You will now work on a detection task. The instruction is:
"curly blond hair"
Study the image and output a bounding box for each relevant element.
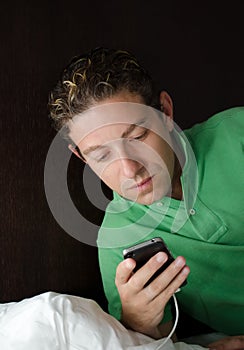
[48,47,156,134]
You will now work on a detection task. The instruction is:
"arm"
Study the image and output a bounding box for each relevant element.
[116,252,189,339]
[208,336,244,350]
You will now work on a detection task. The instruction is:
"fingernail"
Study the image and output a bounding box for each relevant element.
[175,256,185,267]
[125,259,134,269]
[182,266,190,275]
[156,252,167,263]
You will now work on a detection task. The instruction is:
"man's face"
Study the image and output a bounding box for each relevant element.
[69,91,175,205]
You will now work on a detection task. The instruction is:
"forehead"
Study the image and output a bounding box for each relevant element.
[68,102,159,146]
[77,122,143,153]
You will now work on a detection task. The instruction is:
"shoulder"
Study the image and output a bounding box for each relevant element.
[183,107,244,151]
[185,107,244,139]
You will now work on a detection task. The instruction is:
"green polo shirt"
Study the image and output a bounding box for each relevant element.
[97,107,244,335]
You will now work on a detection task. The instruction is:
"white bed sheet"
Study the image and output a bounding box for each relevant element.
[0,292,207,350]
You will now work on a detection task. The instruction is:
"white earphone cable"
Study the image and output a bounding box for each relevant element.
[155,293,179,349]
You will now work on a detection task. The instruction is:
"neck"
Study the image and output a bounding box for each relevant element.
[170,155,183,200]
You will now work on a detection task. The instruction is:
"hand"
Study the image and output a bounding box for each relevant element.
[208,335,244,350]
[115,252,189,339]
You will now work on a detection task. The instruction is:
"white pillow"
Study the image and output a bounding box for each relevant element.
[0,292,207,350]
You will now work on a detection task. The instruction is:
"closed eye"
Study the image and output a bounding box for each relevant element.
[94,152,110,163]
[130,129,149,141]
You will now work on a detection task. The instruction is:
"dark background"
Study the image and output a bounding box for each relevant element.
[0,0,243,336]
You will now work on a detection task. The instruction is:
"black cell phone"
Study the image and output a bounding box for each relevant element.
[123,237,187,287]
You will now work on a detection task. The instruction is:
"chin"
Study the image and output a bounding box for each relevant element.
[135,192,162,206]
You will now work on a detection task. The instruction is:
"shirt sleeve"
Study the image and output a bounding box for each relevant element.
[98,245,123,320]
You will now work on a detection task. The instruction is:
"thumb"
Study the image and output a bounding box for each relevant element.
[115,258,136,286]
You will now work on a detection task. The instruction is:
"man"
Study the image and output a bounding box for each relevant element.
[48,47,244,349]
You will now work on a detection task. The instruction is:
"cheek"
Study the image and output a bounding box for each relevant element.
[96,164,119,189]
[148,136,174,164]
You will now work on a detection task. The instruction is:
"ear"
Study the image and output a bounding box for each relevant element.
[68,144,86,162]
[159,90,174,132]
[159,91,174,119]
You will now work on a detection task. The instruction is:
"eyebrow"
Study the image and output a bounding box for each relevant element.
[82,119,146,157]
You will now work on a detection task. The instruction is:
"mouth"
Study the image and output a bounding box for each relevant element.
[129,176,154,190]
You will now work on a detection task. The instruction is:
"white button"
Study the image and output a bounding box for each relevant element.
[157,202,163,207]
[189,208,196,215]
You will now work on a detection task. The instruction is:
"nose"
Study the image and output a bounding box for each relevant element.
[120,157,142,178]
[115,141,144,178]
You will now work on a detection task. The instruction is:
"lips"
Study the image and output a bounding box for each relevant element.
[128,176,153,190]
[137,177,152,188]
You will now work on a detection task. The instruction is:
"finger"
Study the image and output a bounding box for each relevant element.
[115,258,136,286]
[144,256,187,297]
[148,266,190,316]
[162,265,190,298]
[128,252,169,290]
[161,256,187,287]
[148,266,190,305]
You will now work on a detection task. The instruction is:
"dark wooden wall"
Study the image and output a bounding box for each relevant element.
[0,0,243,314]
